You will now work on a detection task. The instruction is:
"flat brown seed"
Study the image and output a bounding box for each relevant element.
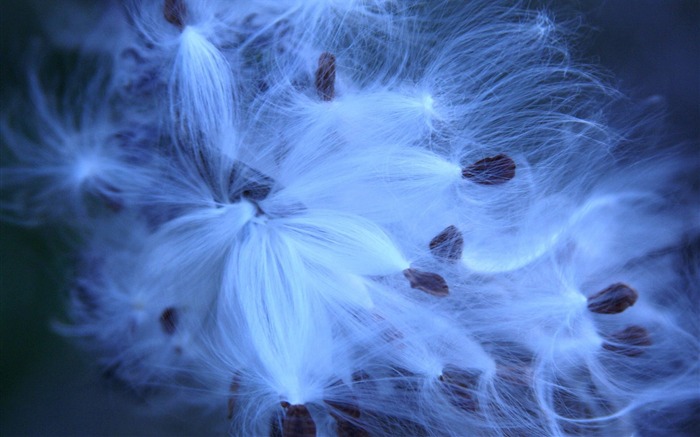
[587,283,638,314]
[164,0,186,29]
[352,370,370,384]
[602,325,652,357]
[335,417,369,437]
[403,268,449,297]
[315,52,336,101]
[283,404,316,437]
[439,366,481,390]
[429,225,464,261]
[439,366,481,412]
[325,400,361,419]
[462,154,516,185]
[159,307,178,335]
[270,413,283,437]
[227,375,241,419]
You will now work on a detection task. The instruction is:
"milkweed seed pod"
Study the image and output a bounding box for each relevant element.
[1,1,698,436]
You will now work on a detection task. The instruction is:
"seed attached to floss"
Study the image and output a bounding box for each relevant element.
[335,419,370,437]
[352,370,370,384]
[403,268,449,297]
[587,283,638,314]
[281,403,317,437]
[164,0,186,29]
[227,374,241,420]
[325,399,369,437]
[159,307,178,335]
[462,154,516,185]
[270,412,283,437]
[315,52,336,101]
[429,225,464,262]
[602,325,652,357]
[439,366,481,412]
[325,400,361,419]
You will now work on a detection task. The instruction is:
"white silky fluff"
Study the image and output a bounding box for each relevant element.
[1,1,698,436]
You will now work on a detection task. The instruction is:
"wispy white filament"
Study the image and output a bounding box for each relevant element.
[170,25,236,150]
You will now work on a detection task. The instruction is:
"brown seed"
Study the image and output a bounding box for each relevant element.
[270,413,283,437]
[324,382,368,437]
[164,0,186,29]
[352,370,370,384]
[390,367,420,392]
[282,404,316,437]
[97,185,124,212]
[587,283,638,314]
[439,366,481,412]
[335,420,369,437]
[327,405,368,437]
[325,400,361,419]
[227,375,241,420]
[429,225,464,262]
[315,52,336,101]
[602,325,652,357]
[462,154,516,185]
[159,307,178,335]
[403,268,449,297]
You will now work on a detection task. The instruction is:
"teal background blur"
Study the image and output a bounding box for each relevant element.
[0,3,205,435]
[1,1,698,436]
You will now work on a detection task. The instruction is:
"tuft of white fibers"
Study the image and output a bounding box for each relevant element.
[168,24,236,150]
[1,62,156,225]
[1,0,698,436]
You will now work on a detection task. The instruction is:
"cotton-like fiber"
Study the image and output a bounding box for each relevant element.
[1,1,698,436]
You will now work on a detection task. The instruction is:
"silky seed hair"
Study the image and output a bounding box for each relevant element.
[1,0,698,436]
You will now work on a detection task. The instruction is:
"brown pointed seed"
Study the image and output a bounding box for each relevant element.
[326,398,369,437]
[335,420,370,437]
[390,367,421,392]
[350,370,376,392]
[164,0,186,29]
[439,366,481,412]
[602,325,652,357]
[159,307,178,335]
[270,413,283,437]
[282,404,316,437]
[325,400,361,419]
[227,375,241,420]
[315,52,336,101]
[352,370,370,384]
[462,154,516,185]
[429,225,464,262]
[587,283,638,314]
[403,268,449,297]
